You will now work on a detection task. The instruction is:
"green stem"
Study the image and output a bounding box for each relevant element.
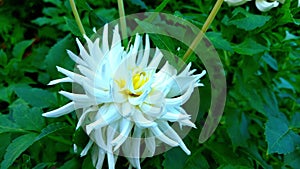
[69,0,86,35]
[183,0,224,61]
[117,0,128,46]
[65,114,76,127]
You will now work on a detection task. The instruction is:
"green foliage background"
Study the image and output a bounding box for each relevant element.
[0,0,299,168]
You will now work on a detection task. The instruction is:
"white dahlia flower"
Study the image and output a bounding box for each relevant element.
[43,24,206,169]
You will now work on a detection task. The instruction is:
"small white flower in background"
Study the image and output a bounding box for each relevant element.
[43,24,206,169]
[255,0,280,12]
[225,0,286,12]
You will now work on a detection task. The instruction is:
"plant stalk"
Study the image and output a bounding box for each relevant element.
[117,0,128,46]
[183,0,224,61]
[69,0,86,35]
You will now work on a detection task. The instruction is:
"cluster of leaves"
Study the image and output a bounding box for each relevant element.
[0,0,299,168]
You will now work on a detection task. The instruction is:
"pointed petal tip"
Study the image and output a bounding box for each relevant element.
[42,112,56,118]
[47,81,55,86]
[86,125,93,135]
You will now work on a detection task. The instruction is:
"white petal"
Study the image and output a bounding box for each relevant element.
[121,103,132,117]
[73,144,78,153]
[159,121,191,155]
[76,38,97,69]
[140,103,162,117]
[128,34,141,68]
[111,25,121,48]
[59,91,91,103]
[83,34,103,63]
[91,38,104,62]
[148,47,163,69]
[42,102,75,117]
[107,125,117,169]
[112,118,133,151]
[165,84,194,106]
[166,76,195,97]
[93,127,107,150]
[76,106,98,129]
[66,50,88,67]
[128,88,150,105]
[96,148,105,169]
[144,130,156,157]
[77,65,95,80]
[255,0,279,12]
[160,112,190,122]
[138,34,150,68]
[178,62,192,76]
[179,119,196,128]
[80,140,94,157]
[102,24,109,54]
[144,90,164,106]
[48,77,73,85]
[56,66,87,85]
[82,83,112,103]
[130,126,142,169]
[86,104,121,134]
[150,125,178,147]
[132,109,157,128]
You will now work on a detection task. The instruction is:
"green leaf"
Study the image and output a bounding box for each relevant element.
[242,144,272,169]
[228,8,271,31]
[64,17,82,37]
[1,133,38,169]
[184,149,209,169]
[36,122,70,141]
[12,39,35,60]
[226,111,249,148]
[32,17,55,26]
[0,114,24,134]
[0,49,7,66]
[45,34,75,78]
[14,85,57,108]
[44,0,63,7]
[154,0,170,12]
[81,155,95,169]
[58,158,80,169]
[206,32,233,52]
[74,0,92,11]
[217,165,252,169]
[0,85,13,103]
[129,0,147,9]
[265,115,298,154]
[11,100,45,131]
[284,151,300,169]
[262,53,278,71]
[43,7,62,17]
[290,112,300,128]
[275,77,295,93]
[32,163,56,169]
[163,147,188,169]
[205,142,250,166]
[233,39,268,55]
[0,133,11,160]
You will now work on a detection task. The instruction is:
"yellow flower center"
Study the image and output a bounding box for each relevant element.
[132,71,148,90]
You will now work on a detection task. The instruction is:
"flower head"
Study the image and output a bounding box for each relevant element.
[43,24,206,169]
